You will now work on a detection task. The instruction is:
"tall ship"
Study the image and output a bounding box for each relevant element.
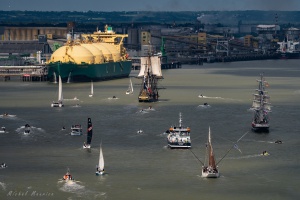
[137,54,163,102]
[47,25,132,82]
[277,35,300,59]
[251,74,271,131]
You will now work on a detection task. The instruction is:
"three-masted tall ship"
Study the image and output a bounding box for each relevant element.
[251,74,271,131]
[137,55,163,102]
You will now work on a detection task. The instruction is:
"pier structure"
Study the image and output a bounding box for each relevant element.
[0,66,48,81]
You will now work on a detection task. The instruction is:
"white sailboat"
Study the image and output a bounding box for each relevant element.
[202,127,219,178]
[126,78,133,94]
[89,81,94,97]
[51,75,64,107]
[96,143,105,175]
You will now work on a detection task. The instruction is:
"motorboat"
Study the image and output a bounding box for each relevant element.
[167,112,191,149]
[70,125,83,136]
[24,124,31,135]
[0,126,6,133]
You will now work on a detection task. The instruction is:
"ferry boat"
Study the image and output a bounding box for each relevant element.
[70,125,83,136]
[167,112,191,149]
[47,25,132,82]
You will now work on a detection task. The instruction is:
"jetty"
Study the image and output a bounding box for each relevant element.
[0,65,48,81]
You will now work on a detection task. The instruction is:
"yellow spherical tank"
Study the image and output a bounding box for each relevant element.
[92,43,113,62]
[99,43,121,62]
[81,44,104,64]
[50,45,95,64]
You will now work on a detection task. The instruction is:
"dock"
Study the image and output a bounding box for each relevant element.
[0,65,48,81]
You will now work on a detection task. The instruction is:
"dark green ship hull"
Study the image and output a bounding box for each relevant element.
[47,61,132,82]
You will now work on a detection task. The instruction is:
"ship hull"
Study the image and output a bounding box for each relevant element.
[279,52,300,59]
[47,61,132,82]
[252,122,269,132]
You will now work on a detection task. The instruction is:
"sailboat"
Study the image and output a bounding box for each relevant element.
[96,143,105,175]
[137,54,163,102]
[202,127,219,178]
[51,75,64,107]
[83,118,93,149]
[251,74,271,131]
[89,80,94,97]
[126,78,133,94]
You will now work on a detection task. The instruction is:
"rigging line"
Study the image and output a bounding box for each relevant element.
[216,131,249,166]
[189,149,204,165]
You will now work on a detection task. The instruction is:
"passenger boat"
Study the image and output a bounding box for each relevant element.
[251,74,271,132]
[167,112,191,149]
[70,125,83,136]
[202,127,219,178]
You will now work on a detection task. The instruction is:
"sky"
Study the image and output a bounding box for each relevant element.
[1,0,300,12]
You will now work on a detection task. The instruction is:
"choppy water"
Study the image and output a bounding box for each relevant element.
[0,59,300,200]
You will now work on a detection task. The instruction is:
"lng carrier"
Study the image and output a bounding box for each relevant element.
[47,25,132,82]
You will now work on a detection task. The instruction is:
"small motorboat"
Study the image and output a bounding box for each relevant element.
[24,124,31,135]
[275,140,282,144]
[261,151,270,156]
[0,163,7,169]
[137,129,143,134]
[70,125,83,136]
[0,126,6,133]
[62,169,73,181]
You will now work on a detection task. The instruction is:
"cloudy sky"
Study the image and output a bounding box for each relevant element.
[2,0,300,11]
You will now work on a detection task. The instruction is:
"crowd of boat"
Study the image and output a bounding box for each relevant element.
[1,70,280,179]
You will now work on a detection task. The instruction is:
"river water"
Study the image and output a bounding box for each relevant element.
[0,59,299,200]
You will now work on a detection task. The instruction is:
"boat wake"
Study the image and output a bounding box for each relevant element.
[64,97,79,101]
[197,104,211,108]
[107,97,119,100]
[58,180,85,193]
[226,154,264,159]
[198,95,241,102]
[0,114,17,119]
[0,182,6,191]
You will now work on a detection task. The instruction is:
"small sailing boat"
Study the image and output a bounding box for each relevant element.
[251,74,271,131]
[83,118,93,149]
[51,75,64,107]
[202,127,219,178]
[126,78,133,94]
[89,80,94,97]
[96,143,105,175]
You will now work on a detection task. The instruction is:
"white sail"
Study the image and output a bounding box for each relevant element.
[98,144,104,171]
[150,56,163,77]
[126,78,133,94]
[89,81,94,97]
[58,75,63,101]
[138,57,150,77]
